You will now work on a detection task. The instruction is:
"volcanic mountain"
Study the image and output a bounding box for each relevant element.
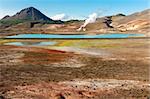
[1,7,58,22]
[0,7,63,28]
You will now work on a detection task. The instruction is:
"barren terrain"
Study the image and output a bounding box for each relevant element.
[0,38,149,98]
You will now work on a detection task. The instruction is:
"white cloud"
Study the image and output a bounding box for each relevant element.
[0,9,16,19]
[50,13,69,21]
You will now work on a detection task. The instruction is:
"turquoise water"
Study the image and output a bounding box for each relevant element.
[6,33,144,39]
[5,41,57,46]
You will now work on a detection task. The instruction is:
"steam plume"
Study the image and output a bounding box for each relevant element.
[77,13,98,31]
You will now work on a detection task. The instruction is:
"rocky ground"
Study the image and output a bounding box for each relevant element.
[0,38,149,99]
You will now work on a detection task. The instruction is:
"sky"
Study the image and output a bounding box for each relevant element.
[0,0,149,20]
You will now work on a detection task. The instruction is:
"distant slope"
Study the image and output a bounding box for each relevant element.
[85,14,126,32]
[112,9,150,32]
[83,9,150,33]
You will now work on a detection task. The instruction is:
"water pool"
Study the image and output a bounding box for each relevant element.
[5,33,144,39]
[4,41,57,46]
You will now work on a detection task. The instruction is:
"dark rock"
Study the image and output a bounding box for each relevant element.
[58,94,65,99]
[1,15,10,20]
[0,96,5,99]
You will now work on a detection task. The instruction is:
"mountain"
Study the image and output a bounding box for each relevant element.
[2,7,53,21]
[0,8,149,34]
[111,9,150,32]
[81,9,149,33]
[0,7,64,28]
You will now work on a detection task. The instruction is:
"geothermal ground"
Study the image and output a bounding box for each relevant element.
[0,38,149,99]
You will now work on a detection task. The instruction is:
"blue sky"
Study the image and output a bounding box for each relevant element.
[0,0,149,19]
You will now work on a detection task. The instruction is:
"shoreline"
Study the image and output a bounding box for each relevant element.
[2,37,149,40]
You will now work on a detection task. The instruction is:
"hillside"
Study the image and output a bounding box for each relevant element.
[84,14,126,32]
[0,7,149,34]
[78,9,150,34]
[112,9,150,33]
